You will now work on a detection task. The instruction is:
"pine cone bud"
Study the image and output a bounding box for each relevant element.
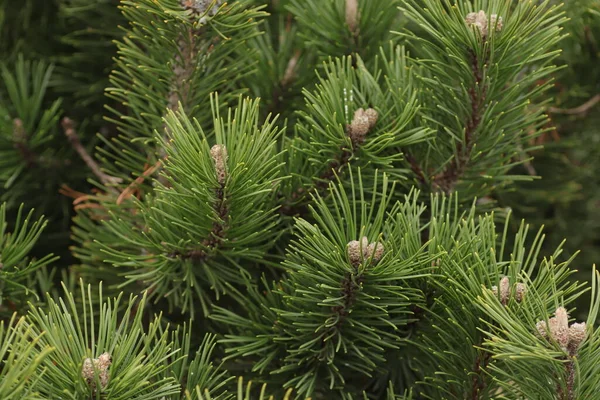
[348,108,378,145]
[210,144,228,185]
[181,0,222,23]
[568,322,587,349]
[465,10,503,38]
[536,320,548,337]
[554,307,569,332]
[490,14,503,32]
[536,307,586,353]
[515,283,527,302]
[491,285,498,296]
[465,10,488,37]
[555,327,571,351]
[347,237,368,266]
[345,0,359,36]
[364,108,378,129]
[499,276,510,304]
[82,352,112,391]
[366,242,384,263]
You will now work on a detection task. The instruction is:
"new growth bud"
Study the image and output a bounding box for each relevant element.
[347,236,385,266]
[210,144,228,185]
[347,108,378,146]
[536,307,587,354]
[180,0,222,24]
[347,237,369,267]
[515,283,527,302]
[491,276,526,305]
[366,242,384,262]
[465,10,503,38]
[345,0,359,36]
[82,352,112,391]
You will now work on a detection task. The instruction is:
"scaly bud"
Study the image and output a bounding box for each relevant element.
[348,108,378,146]
[536,307,587,354]
[515,283,527,302]
[568,322,587,350]
[366,242,385,263]
[345,0,359,36]
[536,320,548,338]
[465,10,503,38]
[210,144,228,185]
[82,352,112,391]
[499,276,510,304]
[347,237,369,266]
[490,14,503,32]
[364,108,378,129]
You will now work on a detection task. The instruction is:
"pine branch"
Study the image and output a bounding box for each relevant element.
[433,50,487,194]
[548,94,600,115]
[168,179,228,262]
[61,117,121,186]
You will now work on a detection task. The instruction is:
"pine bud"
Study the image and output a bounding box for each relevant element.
[515,283,527,302]
[490,14,503,32]
[366,241,384,263]
[498,276,510,304]
[82,352,112,391]
[347,237,368,266]
[536,320,548,337]
[465,11,488,37]
[364,108,378,129]
[181,0,209,12]
[210,144,228,185]
[348,108,378,145]
[568,322,587,349]
[536,307,587,354]
[181,0,222,23]
[349,109,370,139]
[555,307,569,331]
[465,10,503,38]
[345,0,359,36]
[491,277,526,304]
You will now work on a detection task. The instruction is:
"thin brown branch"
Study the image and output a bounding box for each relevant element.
[12,119,38,168]
[280,146,353,217]
[470,350,491,399]
[168,182,228,262]
[405,152,427,185]
[556,359,576,400]
[281,109,377,216]
[548,94,600,115]
[281,50,301,88]
[116,159,164,205]
[61,117,122,186]
[433,50,486,194]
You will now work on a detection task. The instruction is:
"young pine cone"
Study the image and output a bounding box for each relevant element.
[82,352,112,391]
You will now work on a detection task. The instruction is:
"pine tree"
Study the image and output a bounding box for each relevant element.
[1,0,600,399]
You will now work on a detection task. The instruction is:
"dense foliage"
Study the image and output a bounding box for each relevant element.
[1,0,599,398]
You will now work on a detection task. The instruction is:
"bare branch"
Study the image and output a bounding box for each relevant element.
[61,117,122,186]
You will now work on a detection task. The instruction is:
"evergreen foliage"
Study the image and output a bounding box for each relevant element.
[1,0,600,398]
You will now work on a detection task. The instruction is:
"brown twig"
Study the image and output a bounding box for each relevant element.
[405,152,427,185]
[548,94,600,115]
[12,119,38,168]
[433,50,486,194]
[61,117,122,186]
[116,159,164,205]
[470,350,491,399]
[168,182,228,262]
